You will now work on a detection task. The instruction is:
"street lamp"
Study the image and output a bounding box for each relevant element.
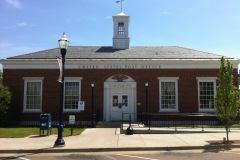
[91,82,95,127]
[55,33,69,146]
[145,81,148,112]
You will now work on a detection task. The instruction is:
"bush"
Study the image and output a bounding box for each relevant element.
[0,81,12,126]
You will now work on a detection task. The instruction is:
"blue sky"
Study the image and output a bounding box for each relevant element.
[0,0,240,69]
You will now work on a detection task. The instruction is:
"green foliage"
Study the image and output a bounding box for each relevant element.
[0,70,2,80]
[0,81,11,115]
[215,56,240,141]
[0,70,13,126]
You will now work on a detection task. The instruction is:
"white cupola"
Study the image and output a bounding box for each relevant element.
[112,12,130,49]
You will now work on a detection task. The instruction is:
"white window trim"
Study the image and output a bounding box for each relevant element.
[63,77,82,113]
[158,77,179,112]
[197,77,217,112]
[23,77,44,113]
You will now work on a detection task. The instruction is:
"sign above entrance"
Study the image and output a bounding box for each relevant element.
[78,64,161,69]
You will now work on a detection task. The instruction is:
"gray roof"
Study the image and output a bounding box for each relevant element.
[7,46,227,60]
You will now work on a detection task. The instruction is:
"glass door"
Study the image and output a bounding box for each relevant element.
[110,94,129,121]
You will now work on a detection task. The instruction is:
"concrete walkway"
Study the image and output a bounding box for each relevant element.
[0,127,240,153]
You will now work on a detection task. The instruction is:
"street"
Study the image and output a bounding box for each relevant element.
[1,149,240,160]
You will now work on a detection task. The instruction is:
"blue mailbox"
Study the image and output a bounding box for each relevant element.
[39,113,52,136]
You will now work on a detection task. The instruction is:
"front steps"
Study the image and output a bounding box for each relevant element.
[96,121,122,128]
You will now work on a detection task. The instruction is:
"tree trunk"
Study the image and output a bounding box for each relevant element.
[225,125,229,142]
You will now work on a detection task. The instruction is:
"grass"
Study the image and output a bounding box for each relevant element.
[0,127,85,138]
[205,123,240,128]
[230,124,240,128]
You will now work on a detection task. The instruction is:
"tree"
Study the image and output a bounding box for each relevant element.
[0,70,12,126]
[215,57,240,141]
[0,81,11,113]
[0,70,2,80]
[238,76,240,86]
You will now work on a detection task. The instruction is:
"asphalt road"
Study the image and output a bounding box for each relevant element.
[1,149,240,160]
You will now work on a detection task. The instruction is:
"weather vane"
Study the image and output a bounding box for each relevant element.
[116,0,124,12]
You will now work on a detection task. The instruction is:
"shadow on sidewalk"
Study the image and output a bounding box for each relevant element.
[29,135,49,138]
[203,143,233,153]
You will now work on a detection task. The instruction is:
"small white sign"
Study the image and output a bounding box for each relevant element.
[78,101,85,111]
[69,115,75,125]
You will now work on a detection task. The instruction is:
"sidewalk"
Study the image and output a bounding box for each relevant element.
[0,127,240,153]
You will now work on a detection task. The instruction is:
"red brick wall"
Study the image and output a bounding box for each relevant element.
[2,68,239,121]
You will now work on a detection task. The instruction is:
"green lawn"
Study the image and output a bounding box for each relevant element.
[229,124,240,128]
[0,127,85,138]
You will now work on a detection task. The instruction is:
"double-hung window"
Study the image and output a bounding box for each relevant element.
[158,77,179,112]
[118,22,125,35]
[197,77,217,112]
[23,77,44,112]
[64,77,82,112]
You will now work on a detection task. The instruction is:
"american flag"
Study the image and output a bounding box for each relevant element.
[116,0,124,3]
[57,56,62,83]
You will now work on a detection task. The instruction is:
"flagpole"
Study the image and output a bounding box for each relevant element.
[116,0,124,12]
[121,0,122,12]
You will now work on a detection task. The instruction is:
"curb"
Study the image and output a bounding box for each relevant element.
[1,145,240,153]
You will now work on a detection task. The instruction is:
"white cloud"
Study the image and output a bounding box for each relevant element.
[5,0,21,9]
[17,22,27,27]
[0,43,11,48]
[162,11,169,15]
[14,47,32,52]
[4,22,36,29]
[105,16,111,19]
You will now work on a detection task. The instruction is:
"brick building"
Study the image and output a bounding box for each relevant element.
[0,12,239,123]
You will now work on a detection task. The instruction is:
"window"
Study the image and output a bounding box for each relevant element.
[23,78,44,112]
[158,77,179,112]
[122,95,128,107]
[112,94,128,108]
[197,78,217,112]
[112,95,118,107]
[118,22,125,35]
[64,78,82,112]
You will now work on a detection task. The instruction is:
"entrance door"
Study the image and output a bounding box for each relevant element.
[110,94,130,121]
